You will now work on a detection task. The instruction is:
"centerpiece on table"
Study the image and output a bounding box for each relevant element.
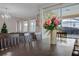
[43,16,60,45]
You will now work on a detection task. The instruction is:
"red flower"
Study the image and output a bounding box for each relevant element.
[54,18,59,26]
[46,19,51,26]
[51,16,56,21]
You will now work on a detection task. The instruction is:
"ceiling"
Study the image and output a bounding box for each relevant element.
[0,3,54,19]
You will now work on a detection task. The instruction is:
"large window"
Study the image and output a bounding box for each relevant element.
[29,20,36,32]
[42,4,79,39]
[62,4,79,16]
[17,20,36,32]
[60,17,79,34]
[62,19,79,28]
[23,21,28,32]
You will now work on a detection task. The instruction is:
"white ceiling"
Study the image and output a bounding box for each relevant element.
[0,3,54,19]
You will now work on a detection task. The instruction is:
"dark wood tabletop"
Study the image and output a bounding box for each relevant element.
[0,38,76,56]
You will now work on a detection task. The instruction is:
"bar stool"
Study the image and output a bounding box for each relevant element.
[72,39,79,56]
[35,32,42,41]
[0,38,4,51]
[9,33,19,48]
[72,50,79,56]
[26,33,33,48]
[0,33,9,51]
[30,32,37,41]
[24,33,29,43]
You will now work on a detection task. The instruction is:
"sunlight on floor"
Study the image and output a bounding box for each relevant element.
[3,52,12,56]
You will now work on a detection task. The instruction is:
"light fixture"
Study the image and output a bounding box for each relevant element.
[1,8,11,19]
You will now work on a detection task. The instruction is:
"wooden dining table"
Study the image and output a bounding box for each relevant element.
[0,33,76,56]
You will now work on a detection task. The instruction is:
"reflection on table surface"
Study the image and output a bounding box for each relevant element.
[0,37,76,56]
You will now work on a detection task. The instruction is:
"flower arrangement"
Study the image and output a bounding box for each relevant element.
[43,16,60,44]
[43,16,60,31]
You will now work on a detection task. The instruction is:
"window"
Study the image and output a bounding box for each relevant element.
[61,17,79,34]
[29,20,36,32]
[23,21,28,32]
[62,18,79,29]
[62,4,79,16]
[42,4,79,38]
